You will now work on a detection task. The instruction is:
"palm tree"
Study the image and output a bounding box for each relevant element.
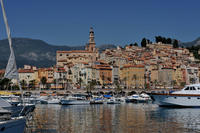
[114,80,121,94]
[132,74,137,89]
[153,80,158,89]
[78,78,82,89]
[102,74,105,86]
[29,80,36,90]
[0,78,11,90]
[122,77,127,89]
[20,80,27,90]
[41,77,47,90]
[53,79,57,90]
[171,80,177,88]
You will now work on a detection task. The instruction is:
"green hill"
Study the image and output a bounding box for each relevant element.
[0,38,116,69]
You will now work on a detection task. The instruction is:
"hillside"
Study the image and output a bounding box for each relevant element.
[180,37,200,47]
[0,38,116,69]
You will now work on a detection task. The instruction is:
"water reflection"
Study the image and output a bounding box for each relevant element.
[28,104,200,133]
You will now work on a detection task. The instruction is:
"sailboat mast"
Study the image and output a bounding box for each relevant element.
[0,0,24,104]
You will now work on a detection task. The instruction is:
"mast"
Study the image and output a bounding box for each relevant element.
[0,0,24,104]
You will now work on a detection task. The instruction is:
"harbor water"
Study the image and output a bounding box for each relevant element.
[27,103,200,133]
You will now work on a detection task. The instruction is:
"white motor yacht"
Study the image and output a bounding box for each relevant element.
[60,94,90,105]
[151,84,200,107]
[125,94,140,103]
[106,97,121,104]
[90,96,104,104]
[47,96,61,104]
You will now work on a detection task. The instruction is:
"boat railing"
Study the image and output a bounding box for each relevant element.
[151,90,170,94]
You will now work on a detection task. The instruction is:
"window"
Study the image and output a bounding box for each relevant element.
[60,54,62,56]
[188,97,191,99]
[197,97,200,99]
[190,87,196,90]
[185,87,189,90]
[174,97,177,99]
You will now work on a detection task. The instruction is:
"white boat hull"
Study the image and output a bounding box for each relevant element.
[48,99,60,104]
[151,94,200,107]
[60,100,90,105]
[0,117,26,133]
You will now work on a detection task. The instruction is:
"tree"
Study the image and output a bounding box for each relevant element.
[173,39,179,48]
[102,74,105,85]
[122,77,127,89]
[129,43,133,46]
[53,79,57,89]
[3,78,12,90]
[133,42,138,46]
[20,80,27,90]
[114,80,121,93]
[132,74,137,89]
[171,80,177,87]
[86,79,97,93]
[155,36,162,43]
[162,37,167,44]
[29,80,36,90]
[78,77,82,88]
[180,82,186,88]
[141,38,147,47]
[153,80,158,89]
[166,38,172,44]
[41,77,47,90]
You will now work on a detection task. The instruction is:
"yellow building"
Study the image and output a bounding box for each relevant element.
[120,64,145,89]
[38,68,47,82]
[56,27,99,67]
[173,67,184,86]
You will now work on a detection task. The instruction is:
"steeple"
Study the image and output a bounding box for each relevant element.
[88,27,96,52]
[89,27,95,44]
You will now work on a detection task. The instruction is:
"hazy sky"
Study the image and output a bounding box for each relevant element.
[0,0,200,46]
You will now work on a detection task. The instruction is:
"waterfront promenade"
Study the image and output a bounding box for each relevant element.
[1,88,179,95]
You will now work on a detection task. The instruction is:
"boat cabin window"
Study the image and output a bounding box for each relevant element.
[184,87,189,90]
[190,87,196,90]
[185,87,196,90]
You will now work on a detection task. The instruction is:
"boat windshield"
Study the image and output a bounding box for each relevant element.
[184,86,197,91]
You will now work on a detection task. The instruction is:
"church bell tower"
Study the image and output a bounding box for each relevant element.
[88,27,96,52]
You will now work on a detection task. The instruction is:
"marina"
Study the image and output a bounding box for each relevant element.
[25,102,200,133]
[0,0,199,132]
[0,88,198,132]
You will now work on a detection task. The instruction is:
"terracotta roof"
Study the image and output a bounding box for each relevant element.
[123,64,145,68]
[18,69,34,73]
[46,68,53,71]
[57,50,94,53]
[0,69,5,74]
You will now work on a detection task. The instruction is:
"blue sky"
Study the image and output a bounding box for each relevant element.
[0,0,200,46]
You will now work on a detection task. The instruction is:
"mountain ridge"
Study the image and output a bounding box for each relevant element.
[0,38,116,69]
[180,37,200,47]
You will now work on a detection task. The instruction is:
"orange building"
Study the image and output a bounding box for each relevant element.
[95,64,112,85]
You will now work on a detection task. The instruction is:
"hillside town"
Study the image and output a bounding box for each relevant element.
[0,27,199,91]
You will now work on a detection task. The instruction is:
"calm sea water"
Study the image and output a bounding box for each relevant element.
[26,103,200,133]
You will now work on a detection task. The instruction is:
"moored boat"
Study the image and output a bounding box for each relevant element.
[106,97,121,104]
[0,108,26,133]
[60,94,90,105]
[151,84,200,107]
[90,96,104,104]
